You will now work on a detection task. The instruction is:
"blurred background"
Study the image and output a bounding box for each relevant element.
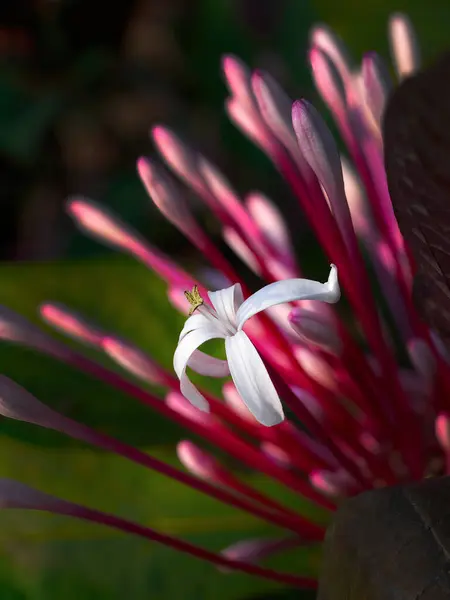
[0,1,448,599]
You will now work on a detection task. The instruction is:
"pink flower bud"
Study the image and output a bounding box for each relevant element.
[289,307,341,354]
[177,440,223,480]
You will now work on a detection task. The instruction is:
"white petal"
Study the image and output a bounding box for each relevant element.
[174,326,226,411]
[179,313,213,341]
[236,265,339,329]
[188,351,230,377]
[225,330,284,426]
[208,284,244,327]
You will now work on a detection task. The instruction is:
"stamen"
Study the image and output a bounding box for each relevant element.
[184,285,204,315]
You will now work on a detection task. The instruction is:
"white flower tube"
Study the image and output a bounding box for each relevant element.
[174,265,339,426]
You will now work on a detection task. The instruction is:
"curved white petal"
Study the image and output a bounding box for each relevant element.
[179,313,213,341]
[174,326,226,411]
[208,284,243,328]
[236,265,339,329]
[188,350,230,377]
[225,330,284,426]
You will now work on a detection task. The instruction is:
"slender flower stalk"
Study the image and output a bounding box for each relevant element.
[0,11,446,589]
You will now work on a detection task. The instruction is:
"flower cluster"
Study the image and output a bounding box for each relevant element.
[0,12,448,589]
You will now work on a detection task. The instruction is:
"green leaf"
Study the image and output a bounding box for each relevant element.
[242,591,316,600]
[313,0,450,63]
[0,256,325,597]
[0,257,187,447]
[0,439,321,600]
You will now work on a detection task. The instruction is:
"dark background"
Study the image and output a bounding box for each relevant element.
[1,0,446,265]
[0,0,308,261]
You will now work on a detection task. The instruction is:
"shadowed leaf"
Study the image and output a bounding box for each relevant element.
[318,476,450,599]
[384,52,450,346]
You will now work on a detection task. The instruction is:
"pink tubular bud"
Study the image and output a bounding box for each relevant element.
[309,48,346,119]
[177,440,223,480]
[310,468,354,498]
[388,13,421,80]
[223,227,261,275]
[0,305,71,360]
[284,420,338,468]
[221,55,254,106]
[67,197,194,289]
[225,96,271,152]
[291,387,324,421]
[289,307,341,354]
[341,157,373,234]
[260,442,292,469]
[265,303,297,338]
[102,336,167,386]
[0,478,67,512]
[222,381,256,422]
[199,158,251,226]
[220,536,298,571]
[67,197,142,254]
[40,302,104,347]
[165,391,213,426]
[0,378,119,460]
[294,347,338,392]
[251,71,298,158]
[246,192,295,264]
[137,158,201,239]
[310,25,353,84]
[0,376,80,437]
[151,126,203,191]
[222,56,275,153]
[436,414,450,452]
[361,53,392,128]
[292,100,354,244]
[436,414,450,474]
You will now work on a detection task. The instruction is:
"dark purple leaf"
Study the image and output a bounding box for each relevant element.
[383,52,450,346]
[318,476,450,599]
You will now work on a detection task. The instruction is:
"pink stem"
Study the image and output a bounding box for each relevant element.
[53,504,317,587]
[265,364,369,489]
[271,425,335,472]
[220,469,333,516]
[275,153,423,477]
[69,420,322,537]
[67,353,335,511]
[194,182,280,283]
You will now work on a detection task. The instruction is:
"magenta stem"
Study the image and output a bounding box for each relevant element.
[195,182,279,283]
[67,420,323,538]
[65,352,334,512]
[266,364,370,489]
[276,153,423,477]
[221,469,335,516]
[59,504,317,588]
[156,369,279,448]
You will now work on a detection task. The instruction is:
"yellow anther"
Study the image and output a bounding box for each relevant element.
[184,285,204,315]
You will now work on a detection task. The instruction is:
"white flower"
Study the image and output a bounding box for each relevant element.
[174,265,340,426]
